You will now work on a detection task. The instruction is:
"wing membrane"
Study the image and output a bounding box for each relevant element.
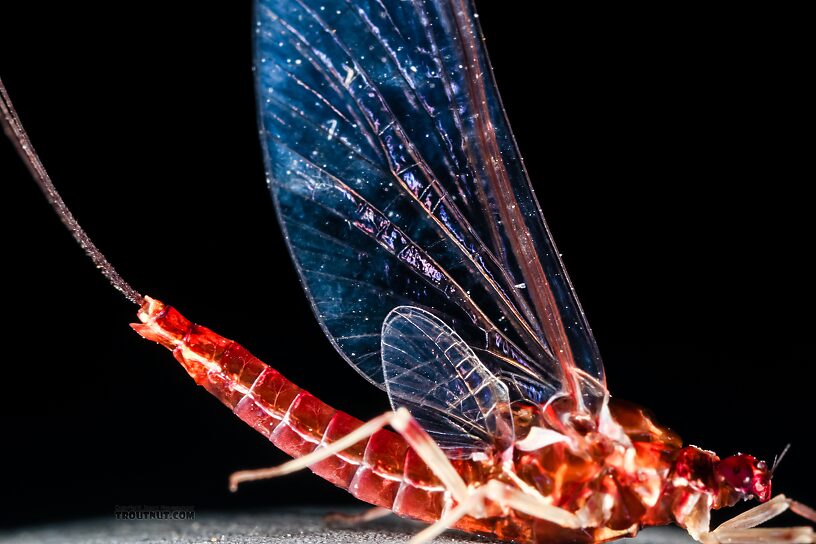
[256,0,606,417]
[382,306,513,456]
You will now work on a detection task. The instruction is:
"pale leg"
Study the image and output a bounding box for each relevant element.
[698,495,814,544]
[409,479,583,544]
[229,407,469,504]
[715,495,792,532]
[324,507,392,525]
[791,502,816,524]
[409,481,497,544]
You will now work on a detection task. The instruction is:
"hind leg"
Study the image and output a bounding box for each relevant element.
[323,507,391,526]
[409,479,583,544]
[229,407,469,504]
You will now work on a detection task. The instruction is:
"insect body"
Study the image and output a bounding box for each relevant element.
[2,0,814,542]
[130,296,813,544]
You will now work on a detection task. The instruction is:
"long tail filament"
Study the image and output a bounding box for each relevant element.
[0,77,142,305]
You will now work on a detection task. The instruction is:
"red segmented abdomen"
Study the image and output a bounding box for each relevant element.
[131,297,447,522]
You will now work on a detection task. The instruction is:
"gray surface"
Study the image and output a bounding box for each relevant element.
[1,509,692,544]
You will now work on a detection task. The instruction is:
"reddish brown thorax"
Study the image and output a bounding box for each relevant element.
[507,398,681,540]
[504,398,774,542]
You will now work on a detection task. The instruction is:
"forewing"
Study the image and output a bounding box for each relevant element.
[256,0,605,411]
[381,306,513,456]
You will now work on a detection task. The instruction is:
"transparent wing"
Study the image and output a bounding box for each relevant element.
[256,0,606,414]
[381,306,513,456]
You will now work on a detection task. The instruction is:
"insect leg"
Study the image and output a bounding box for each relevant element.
[409,481,497,543]
[703,527,814,544]
[409,479,583,544]
[791,501,816,524]
[698,495,815,544]
[229,410,396,491]
[714,495,792,532]
[229,407,469,504]
[485,480,583,529]
[324,507,392,526]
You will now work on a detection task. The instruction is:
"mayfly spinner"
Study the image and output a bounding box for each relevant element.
[2,0,814,543]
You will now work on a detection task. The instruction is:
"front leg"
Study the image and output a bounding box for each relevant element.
[697,495,814,544]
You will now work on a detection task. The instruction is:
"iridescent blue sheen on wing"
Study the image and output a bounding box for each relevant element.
[255,0,605,414]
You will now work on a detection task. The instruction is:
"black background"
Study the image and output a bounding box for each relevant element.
[1,1,812,531]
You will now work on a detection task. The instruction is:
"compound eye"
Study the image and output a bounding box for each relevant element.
[718,455,754,491]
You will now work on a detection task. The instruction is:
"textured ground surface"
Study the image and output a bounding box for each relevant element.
[1,509,692,544]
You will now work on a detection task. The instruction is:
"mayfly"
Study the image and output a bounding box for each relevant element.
[2,1,814,543]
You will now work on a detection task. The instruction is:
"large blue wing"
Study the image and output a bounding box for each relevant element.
[255,0,606,414]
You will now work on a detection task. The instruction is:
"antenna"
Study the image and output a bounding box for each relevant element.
[0,77,143,305]
[771,443,792,475]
